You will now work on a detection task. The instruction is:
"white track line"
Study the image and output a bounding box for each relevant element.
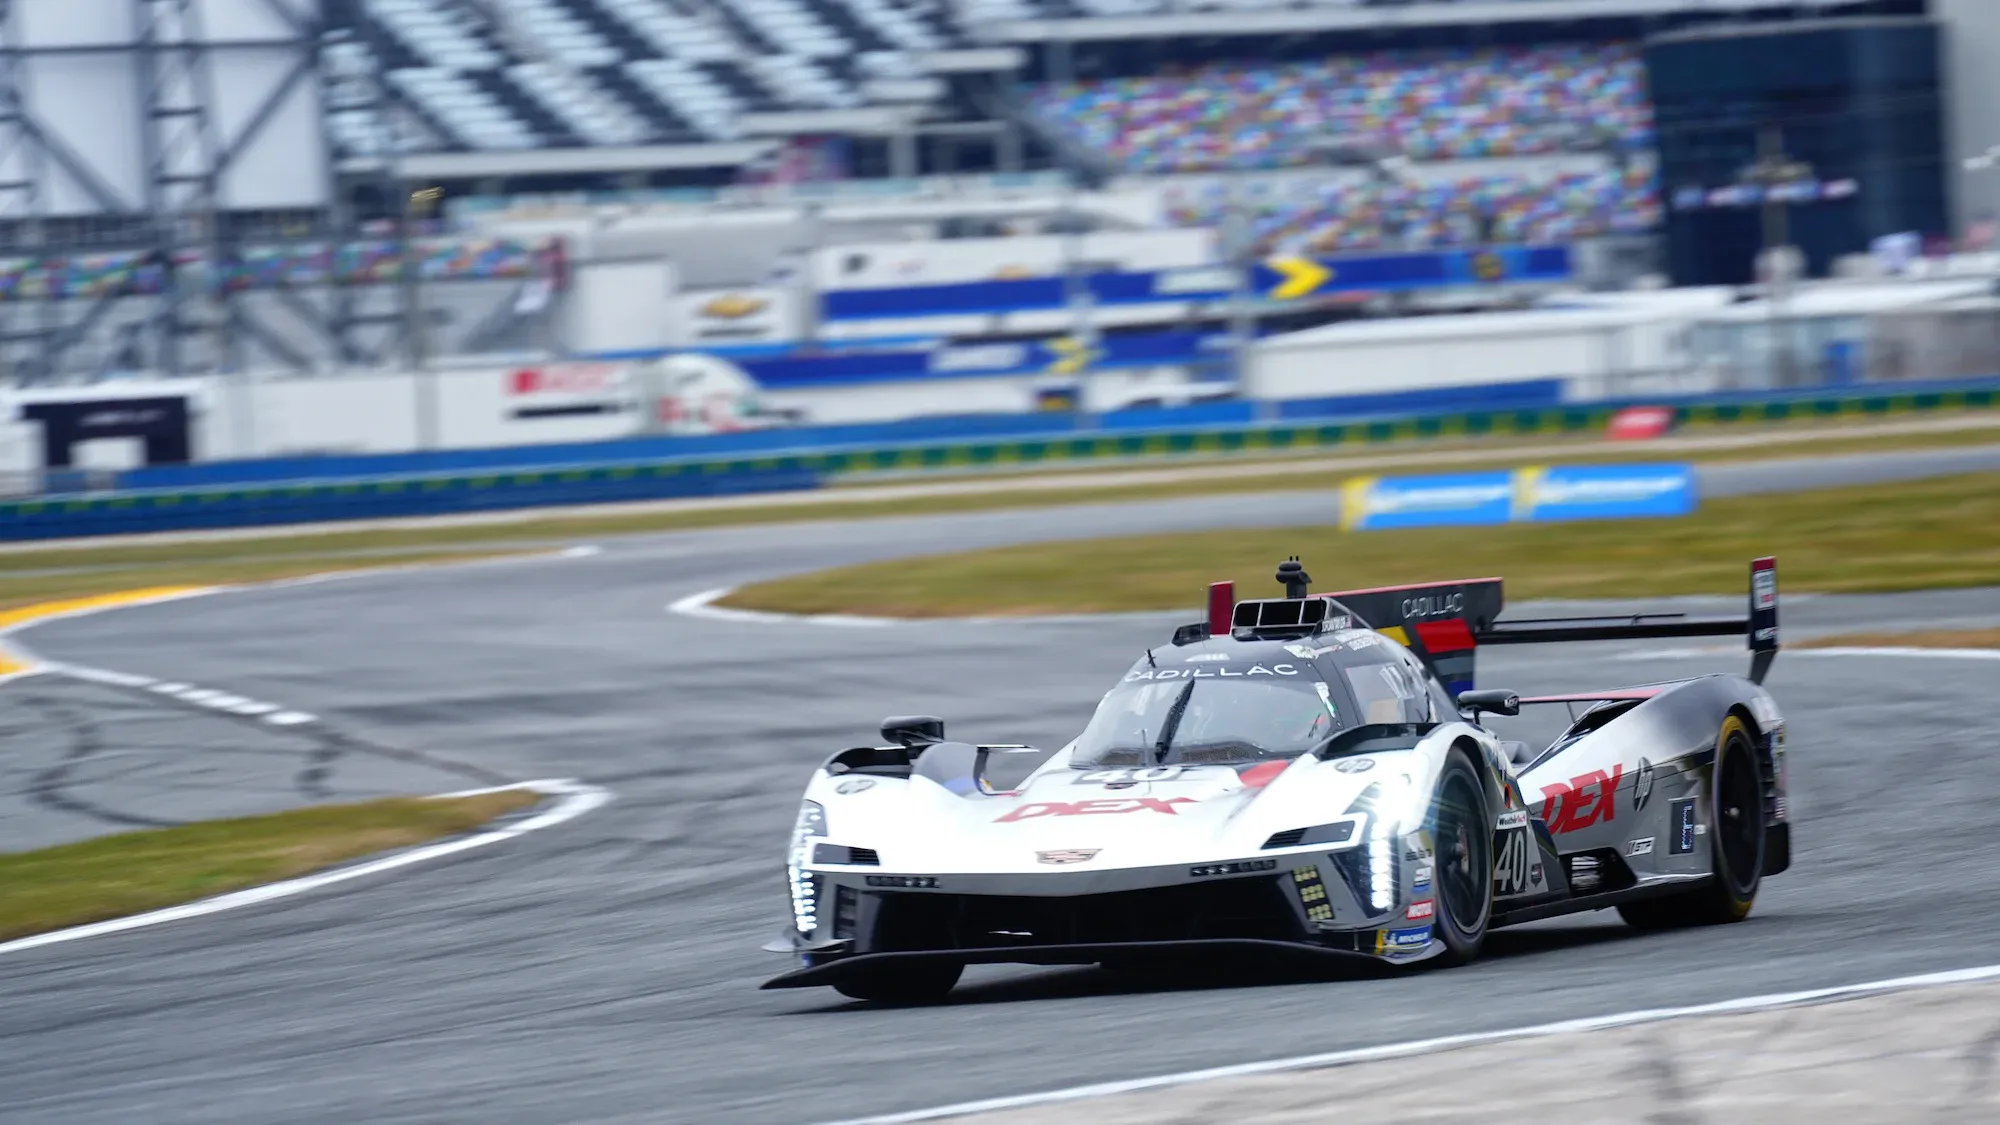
[815,961,2000,1125]
[1791,646,2000,661]
[1623,645,2000,662]
[666,586,1178,628]
[0,587,220,685]
[0,778,611,959]
[668,586,899,627]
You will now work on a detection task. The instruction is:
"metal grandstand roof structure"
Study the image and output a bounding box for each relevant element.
[0,0,404,381]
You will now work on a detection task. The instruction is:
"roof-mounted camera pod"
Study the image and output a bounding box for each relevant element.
[1276,557,1312,599]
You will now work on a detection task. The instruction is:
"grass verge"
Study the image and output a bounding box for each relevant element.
[1795,628,2000,649]
[0,790,538,943]
[0,550,529,613]
[4,414,1996,590]
[721,471,2000,618]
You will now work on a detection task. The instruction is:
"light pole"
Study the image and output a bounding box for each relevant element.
[1739,126,1813,387]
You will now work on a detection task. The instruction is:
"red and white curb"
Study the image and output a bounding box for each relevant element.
[0,778,611,958]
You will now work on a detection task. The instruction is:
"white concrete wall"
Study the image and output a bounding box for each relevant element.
[1938,0,2000,233]
[1246,310,1652,401]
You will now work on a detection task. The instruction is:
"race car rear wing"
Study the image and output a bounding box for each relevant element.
[1474,556,1780,684]
[1186,557,1779,692]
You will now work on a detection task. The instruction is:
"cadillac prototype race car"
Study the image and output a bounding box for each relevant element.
[763,557,1789,1002]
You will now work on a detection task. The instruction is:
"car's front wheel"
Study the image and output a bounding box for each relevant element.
[1426,745,1492,966]
[832,961,963,1004]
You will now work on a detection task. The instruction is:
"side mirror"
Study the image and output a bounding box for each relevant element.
[881,715,945,748]
[1457,689,1521,718]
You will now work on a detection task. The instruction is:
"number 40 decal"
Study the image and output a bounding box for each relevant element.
[1494,827,1532,896]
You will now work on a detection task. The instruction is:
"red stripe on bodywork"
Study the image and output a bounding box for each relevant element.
[1238,760,1287,789]
[1412,617,1477,653]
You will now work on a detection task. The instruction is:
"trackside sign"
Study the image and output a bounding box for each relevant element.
[1342,464,1695,531]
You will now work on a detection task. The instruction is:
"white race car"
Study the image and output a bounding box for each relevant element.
[763,557,1789,1003]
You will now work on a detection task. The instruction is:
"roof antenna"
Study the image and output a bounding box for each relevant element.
[1276,557,1312,600]
[1145,648,1157,668]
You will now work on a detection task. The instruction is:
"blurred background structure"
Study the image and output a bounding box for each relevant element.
[3,0,1999,508]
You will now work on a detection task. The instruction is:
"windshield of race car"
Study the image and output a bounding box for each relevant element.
[1070,642,1441,768]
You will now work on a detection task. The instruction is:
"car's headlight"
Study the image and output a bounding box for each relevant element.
[1348,778,1420,914]
[788,800,827,935]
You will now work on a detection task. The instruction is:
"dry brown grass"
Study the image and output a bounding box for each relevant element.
[1794,628,2000,649]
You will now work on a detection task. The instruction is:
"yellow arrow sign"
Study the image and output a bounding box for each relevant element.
[1044,335,1100,376]
[1265,256,1332,301]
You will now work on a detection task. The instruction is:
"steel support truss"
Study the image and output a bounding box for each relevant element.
[0,0,350,382]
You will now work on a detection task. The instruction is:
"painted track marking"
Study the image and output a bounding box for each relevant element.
[666,586,1177,628]
[0,778,611,959]
[668,586,898,627]
[0,587,217,683]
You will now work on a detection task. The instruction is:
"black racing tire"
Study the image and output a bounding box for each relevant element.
[1618,714,1764,931]
[832,961,963,1004]
[1425,745,1493,966]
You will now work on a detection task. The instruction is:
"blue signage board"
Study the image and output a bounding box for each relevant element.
[1341,471,1516,531]
[1341,463,1698,532]
[1514,464,1696,523]
[739,330,1233,389]
[819,246,1575,321]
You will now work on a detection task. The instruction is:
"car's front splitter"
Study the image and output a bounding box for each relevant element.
[759,937,1400,989]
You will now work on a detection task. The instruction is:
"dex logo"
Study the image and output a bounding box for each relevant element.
[995,798,1196,823]
[1539,764,1625,834]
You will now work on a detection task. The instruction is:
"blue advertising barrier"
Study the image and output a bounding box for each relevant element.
[0,460,823,542]
[1340,471,1517,531]
[1342,464,1697,531]
[1514,464,1697,522]
[739,329,1234,388]
[819,246,1575,321]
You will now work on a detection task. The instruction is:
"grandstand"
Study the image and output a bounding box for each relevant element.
[0,0,1980,388]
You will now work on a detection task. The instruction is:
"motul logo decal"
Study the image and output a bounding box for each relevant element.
[995,798,1196,823]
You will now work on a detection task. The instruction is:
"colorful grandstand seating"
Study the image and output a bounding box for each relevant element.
[1031,44,1659,250]
[0,239,562,301]
[1029,45,1652,173]
[1163,165,1661,254]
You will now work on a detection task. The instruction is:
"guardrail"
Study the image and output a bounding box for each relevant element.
[2,381,1993,542]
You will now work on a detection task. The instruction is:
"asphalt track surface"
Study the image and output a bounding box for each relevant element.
[4,449,2000,1124]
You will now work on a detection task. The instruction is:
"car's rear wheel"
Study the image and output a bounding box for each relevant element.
[1618,714,1764,931]
[1426,746,1492,966]
[832,961,963,1004]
